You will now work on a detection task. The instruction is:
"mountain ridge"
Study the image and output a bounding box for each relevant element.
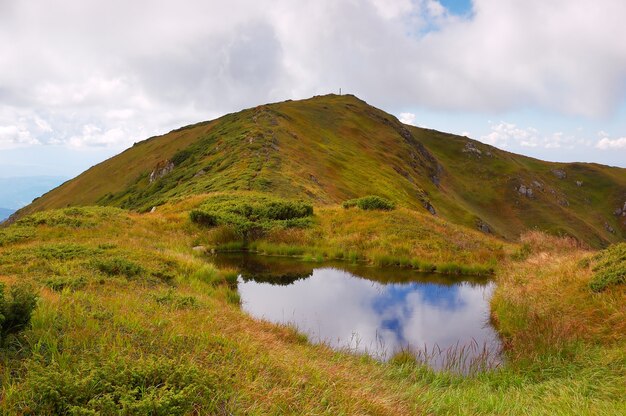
[12,94,626,246]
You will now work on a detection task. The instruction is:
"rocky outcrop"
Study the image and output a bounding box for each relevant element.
[149,160,175,183]
[517,184,534,198]
[476,219,491,234]
[424,201,436,215]
[462,142,493,158]
[551,169,567,179]
[463,142,482,156]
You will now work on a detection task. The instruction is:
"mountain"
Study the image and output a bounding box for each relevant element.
[0,207,15,222]
[14,94,626,246]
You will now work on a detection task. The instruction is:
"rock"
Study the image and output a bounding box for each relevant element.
[192,246,207,253]
[551,169,567,179]
[424,201,437,215]
[576,181,583,187]
[532,180,543,190]
[614,207,622,216]
[150,206,156,213]
[477,220,491,234]
[517,184,534,198]
[558,198,569,207]
[149,160,175,183]
[309,174,321,185]
[462,142,482,156]
[604,222,615,234]
[194,169,206,178]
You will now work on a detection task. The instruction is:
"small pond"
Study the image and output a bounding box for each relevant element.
[212,253,502,372]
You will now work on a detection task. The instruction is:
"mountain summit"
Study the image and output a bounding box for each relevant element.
[16,94,626,246]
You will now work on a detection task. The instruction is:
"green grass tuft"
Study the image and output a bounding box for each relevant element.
[588,242,626,291]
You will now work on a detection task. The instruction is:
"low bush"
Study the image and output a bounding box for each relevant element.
[190,194,314,239]
[93,258,144,278]
[0,226,35,247]
[15,356,225,414]
[0,283,38,342]
[342,195,395,211]
[588,242,626,292]
[189,210,218,227]
[17,206,125,228]
[154,289,198,309]
[37,243,96,260]
[44,276,87,292]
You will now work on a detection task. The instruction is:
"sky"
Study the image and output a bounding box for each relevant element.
[1,0,626,181]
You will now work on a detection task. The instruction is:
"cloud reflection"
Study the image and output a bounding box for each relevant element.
[238,266,500,367]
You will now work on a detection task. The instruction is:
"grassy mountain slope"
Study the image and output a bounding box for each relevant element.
[1,205,623,414]
[16,95,626,246]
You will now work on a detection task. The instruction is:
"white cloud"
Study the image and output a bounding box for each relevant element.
[596,137,626,149]
[480,123,576,149]
[399,112,417,125]
[0,124,40,149]
[0,0,625,156]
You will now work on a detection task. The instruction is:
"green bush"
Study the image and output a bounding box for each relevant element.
[0,226,35,247]
[170,148,194,166]
[93,258,144,278]
[17,207,125,228]
[342,195,395,211]
[190,194,314,239]
[37,243,96,260]
[16,357,225,415]
[154,290,198,309]
[589,243,626,292]
[190,210,218,227]
[0,283,38,341]
[44,276,87,292]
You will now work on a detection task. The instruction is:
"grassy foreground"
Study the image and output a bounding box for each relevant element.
[0,202,624,414]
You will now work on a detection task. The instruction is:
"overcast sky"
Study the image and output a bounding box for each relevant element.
[1,0,625,179]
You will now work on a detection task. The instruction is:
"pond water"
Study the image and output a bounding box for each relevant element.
[212,253,502,372]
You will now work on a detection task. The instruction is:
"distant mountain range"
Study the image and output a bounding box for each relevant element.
[13,95,626,246]
[0,207,15,222]
[0,176,67,211]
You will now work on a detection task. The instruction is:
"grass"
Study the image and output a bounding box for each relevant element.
[0,204,623,414]
[184,193,505,275]
[15,94,625,248]
[587,242,626,291]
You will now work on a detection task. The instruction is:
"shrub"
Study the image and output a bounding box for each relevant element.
[0,226,35,247]
[16,356,225,414]
[343,195,395,211]
[0,283,38,341]
[190,210,218,227]
[37,243,96,260]
[44,276,87,292]
[154,290,198,309]
[191,194,314,239]
[170,148,194,166]
[17,207,125,228]
[93,258,144,278]
[588,243,626,292]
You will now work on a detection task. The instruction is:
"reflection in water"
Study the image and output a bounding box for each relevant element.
[213,253,501,371]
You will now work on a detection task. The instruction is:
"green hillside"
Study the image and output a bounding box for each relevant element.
[16,94,626,246]
[1,95,625,414]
